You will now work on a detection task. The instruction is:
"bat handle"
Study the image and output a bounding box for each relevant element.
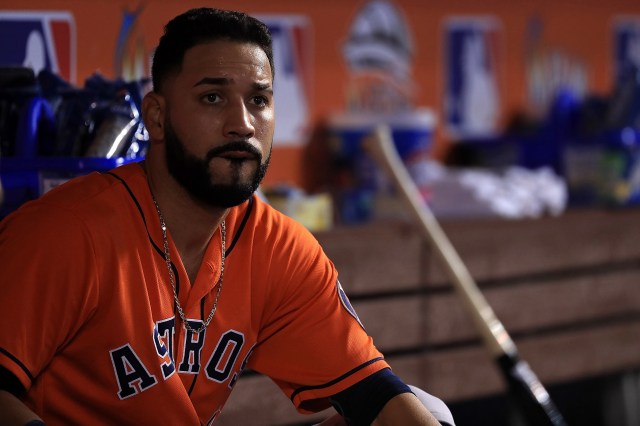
[498,354,568,426]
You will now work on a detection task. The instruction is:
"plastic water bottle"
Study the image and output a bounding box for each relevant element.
[84,89,139,158]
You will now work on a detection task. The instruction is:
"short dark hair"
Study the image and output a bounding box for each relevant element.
[151,8,274,93]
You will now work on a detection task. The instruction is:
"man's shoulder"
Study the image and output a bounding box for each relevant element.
[2,163,143,233]
[248,193,316,237]
[238,193,324,260]
[40,162,142,208]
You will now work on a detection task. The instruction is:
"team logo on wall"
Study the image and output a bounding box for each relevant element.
[256,15,312,147]
[339,0,417,113]
[114,5,147,82]
[612,16,640,82]
[443,16,502,139]
[0,11,76,83]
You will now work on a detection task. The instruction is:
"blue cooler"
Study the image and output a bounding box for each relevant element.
[328,109,436,223]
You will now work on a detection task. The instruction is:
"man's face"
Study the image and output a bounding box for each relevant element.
[161,40,274,208]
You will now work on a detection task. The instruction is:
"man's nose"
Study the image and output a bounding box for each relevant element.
[223,100,255,139]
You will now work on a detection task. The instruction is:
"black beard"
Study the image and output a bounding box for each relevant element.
[164,119,270,208]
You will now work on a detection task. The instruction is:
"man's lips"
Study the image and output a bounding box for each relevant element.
[218,151,257,160]
[207,141,262,162]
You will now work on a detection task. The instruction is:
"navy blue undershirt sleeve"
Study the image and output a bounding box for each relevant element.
[0,365,26,397]
[328,368,411,426]
[0,367,46,425]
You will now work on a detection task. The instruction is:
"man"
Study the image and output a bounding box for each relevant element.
[0,8,450,425]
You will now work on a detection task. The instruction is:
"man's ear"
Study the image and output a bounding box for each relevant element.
[142,92,165,141]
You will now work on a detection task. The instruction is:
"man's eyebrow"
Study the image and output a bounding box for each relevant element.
[193,77,229,87]
[192,78,272,92]
[254,82,273,92]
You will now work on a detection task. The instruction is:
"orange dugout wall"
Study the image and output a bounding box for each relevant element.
[2,0,640,188]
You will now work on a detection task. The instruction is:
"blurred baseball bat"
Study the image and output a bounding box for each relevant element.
[365,125,567,426]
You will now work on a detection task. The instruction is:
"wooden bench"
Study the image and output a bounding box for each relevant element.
[217,208,640,425]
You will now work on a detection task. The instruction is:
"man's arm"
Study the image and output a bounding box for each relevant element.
[373,392,441,426]
[0,390,43,425]
[326,369,453,425]
[318,392,443,426]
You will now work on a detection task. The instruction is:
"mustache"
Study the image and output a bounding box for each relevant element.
[206,141,262,162]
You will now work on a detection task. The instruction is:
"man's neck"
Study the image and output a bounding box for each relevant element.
[144,159,228,283]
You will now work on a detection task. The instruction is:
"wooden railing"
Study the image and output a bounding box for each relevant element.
[217,208,640,425]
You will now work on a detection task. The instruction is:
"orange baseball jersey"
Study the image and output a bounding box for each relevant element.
[0,162,389,425]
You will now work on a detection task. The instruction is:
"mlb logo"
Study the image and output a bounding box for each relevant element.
[256,15,312,146]
[0,11,76,83]
[612,16,640,82]
[443,17,502,140]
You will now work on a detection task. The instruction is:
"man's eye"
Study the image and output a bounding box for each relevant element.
[252,96,269,107]
[203,93,219,104]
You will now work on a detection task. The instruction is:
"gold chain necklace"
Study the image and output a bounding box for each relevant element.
[151,197,225,334]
